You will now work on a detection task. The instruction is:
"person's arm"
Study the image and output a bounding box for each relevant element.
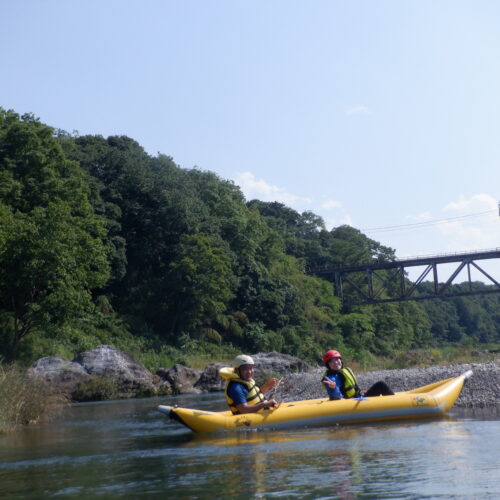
[235,398,278,414]
[229,382,278,414]
[322,376,341,399]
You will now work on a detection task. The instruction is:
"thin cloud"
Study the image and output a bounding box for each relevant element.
[233,172,312,206]
[435,193,500,251]
[324,214,353,231]
[233,172,352,230]
[321,199,342,210]
[364,194,499,259]
[345,105,370,116]
[437,220,499,251]
[444,193,497,212]
[406,211,432,222]
[337,214,353,226]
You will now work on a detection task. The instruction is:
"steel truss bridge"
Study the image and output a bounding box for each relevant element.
[308,248,500,306]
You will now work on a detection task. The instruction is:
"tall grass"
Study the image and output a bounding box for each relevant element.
[0,364,67,434]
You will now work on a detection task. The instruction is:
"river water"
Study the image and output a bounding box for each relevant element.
[0,393,499,499]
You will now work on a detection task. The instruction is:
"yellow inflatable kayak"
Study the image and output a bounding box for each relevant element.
[158,370,472,433]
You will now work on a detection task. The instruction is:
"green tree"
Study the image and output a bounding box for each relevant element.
[165,233,235,338]
[0,109,110,359]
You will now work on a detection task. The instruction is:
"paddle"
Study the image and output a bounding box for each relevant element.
[262,377,283,410]
[263,377,283,399]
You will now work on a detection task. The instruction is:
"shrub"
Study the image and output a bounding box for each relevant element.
[0,364,66,434]
[71,376,120,402]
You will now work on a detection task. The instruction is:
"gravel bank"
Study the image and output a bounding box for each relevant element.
[272,361,500,408]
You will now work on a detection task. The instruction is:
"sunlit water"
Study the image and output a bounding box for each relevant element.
[0,393,499,499]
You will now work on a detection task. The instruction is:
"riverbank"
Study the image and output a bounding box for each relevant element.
[272,361,500,408]
[18,347,500,413]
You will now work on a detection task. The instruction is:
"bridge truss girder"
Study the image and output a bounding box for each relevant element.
[310,249,500,306]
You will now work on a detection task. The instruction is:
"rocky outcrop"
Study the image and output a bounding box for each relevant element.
[27,345,160,401]
[252,351,312,375]
[27,347,313,402]
[73,345,155,394]
[193,352,314,392]
[156,364,202,394]
[194,363,227,392]
[27,357,91,394]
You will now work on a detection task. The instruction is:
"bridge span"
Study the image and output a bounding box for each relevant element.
[308,248,500,306]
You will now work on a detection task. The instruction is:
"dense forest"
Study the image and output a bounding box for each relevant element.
[1,108,499,368]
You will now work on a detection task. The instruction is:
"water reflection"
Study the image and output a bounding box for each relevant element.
[160,409,500,497]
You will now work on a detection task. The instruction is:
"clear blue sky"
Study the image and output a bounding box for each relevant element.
[2,1,500,281]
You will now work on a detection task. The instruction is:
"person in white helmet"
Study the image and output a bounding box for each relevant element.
[219,354,278,414]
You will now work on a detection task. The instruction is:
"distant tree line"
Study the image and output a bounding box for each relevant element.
[1,108,499,365]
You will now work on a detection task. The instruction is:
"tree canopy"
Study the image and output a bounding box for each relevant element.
[0,110,110,359]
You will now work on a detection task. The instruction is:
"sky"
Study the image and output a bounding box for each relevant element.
[2,1,500,282]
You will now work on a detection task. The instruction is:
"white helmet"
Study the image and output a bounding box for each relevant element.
[232,354,254,368]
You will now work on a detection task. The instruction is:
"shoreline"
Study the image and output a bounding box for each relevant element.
[272,360,500,408]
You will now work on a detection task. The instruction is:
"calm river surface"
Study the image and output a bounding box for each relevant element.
[0,393,499,499]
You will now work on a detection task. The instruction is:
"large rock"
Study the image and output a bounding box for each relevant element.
[73,345,156,395]
[252,352,312,375]
[27,345,161,400]
[27,357,91,394]
[194,363,227,392]
[156,364,202,394]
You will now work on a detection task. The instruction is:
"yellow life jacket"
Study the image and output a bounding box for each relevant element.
[219,367,265,414]
[339,367,360,398]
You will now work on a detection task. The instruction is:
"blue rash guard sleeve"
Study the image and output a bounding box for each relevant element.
[323,372,343,400]
[227,382,249,406]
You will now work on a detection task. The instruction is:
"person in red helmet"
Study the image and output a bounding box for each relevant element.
[321,350,394,400]
[321,350,345,400]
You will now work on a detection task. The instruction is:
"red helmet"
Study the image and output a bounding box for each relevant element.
[323,349,342,366]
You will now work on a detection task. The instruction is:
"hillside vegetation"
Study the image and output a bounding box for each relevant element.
[1,108,499,369]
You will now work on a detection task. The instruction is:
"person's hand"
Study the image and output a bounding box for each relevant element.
[262,378,279,392]
[265,398,277,409]
[322,377,336,389]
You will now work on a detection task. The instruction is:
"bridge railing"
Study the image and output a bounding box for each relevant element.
[393,247,500,263]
